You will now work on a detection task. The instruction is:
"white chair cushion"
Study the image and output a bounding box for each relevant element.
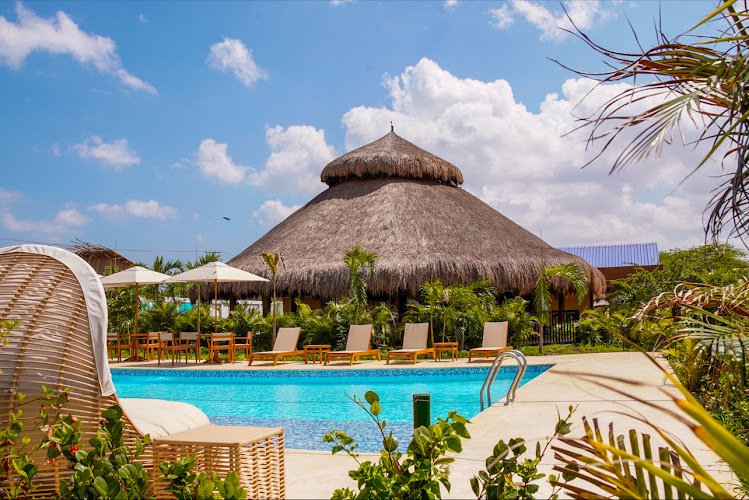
[119,398,210,439]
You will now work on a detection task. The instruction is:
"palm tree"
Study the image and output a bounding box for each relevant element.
[533,264,589,354]
[261,252,285,347]
[343,247,378,325]
[564,1,749,245]
[150,256,184,303]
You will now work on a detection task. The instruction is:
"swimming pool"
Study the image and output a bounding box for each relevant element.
[112,365,551,452]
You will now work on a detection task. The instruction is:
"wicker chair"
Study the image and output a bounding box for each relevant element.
[0,245,285,499]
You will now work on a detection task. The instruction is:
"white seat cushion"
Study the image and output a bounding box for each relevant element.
[120,398,210,439]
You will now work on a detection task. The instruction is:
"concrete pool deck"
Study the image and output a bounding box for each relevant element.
[111,352,735,498]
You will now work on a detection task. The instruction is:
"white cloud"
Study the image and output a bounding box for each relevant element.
[88,200,177,221]
[249,125,335,195]
[194,139,250,184]
[138,13,148,23]
[71,136,140,169]
[1,207,91,235]
[490,0,612,42]
[340,58,722,250]
[196,233,206,243]
[0,3,156,93]
[0,188,22,206]
[330,0,356,6]
[253,199,301,226]
[207,38,267,87]
[51,143,61,156]
[444,0,459,8]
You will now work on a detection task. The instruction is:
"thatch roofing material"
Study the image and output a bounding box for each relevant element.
[321,130,464,187]
[65,239,133,274]
[226,178,607,300]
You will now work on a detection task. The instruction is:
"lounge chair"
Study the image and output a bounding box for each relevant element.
[249,327,303,366]
[0,245,285,499]
[468,321,512,362]
[324,324,381,365]
[386,323,436,364]
[156,331,178,366]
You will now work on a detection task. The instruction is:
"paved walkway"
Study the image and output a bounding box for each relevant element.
[112,352,734,498]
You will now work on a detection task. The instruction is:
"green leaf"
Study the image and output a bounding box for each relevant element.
[364,391,379,405]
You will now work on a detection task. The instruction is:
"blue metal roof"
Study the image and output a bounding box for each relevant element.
[557,243,660,268]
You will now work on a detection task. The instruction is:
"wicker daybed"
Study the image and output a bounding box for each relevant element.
[0,245,285,498]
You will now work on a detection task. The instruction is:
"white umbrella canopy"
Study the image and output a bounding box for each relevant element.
[100,266,170,289]
[99,266,170,339]
[164,262,268,335]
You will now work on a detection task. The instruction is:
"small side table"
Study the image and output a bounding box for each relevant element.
[434,342,458,362]
[304,344,331,364]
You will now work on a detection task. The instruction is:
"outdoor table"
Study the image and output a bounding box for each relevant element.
[124,333,150,362]
[434,342,458,362]
[197,333,234,364]
[304,344,331,364]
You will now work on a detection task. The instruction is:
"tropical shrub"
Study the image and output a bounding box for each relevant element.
[323,391,471,499]
[471,405,576,499]
[489,297,535,348]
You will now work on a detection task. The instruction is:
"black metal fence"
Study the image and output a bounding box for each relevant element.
[529,310,580,346]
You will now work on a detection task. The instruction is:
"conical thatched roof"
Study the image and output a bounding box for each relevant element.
[321,128,464,187]
[226,129,606,300]
[64,239,133,274]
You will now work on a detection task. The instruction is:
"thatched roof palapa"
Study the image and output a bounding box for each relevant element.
[65,239,133,275]
[224,129,606,301]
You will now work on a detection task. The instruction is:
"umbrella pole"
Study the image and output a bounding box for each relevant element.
[135,283,139,335]
[215,280,218,335]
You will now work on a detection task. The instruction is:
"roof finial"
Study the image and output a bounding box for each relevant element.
[390,121,394,133]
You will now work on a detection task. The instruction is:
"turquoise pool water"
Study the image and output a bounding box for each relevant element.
[112,366,550,452]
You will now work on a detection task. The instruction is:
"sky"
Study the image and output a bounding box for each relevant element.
[0,0,727,265]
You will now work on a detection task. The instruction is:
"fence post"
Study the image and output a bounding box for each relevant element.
[413,394,431,429]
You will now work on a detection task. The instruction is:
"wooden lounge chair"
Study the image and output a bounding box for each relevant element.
[0,245,285,499]
[386,323,436,364]
[324,324,381,365]
[249,327,303,366]
[468,321,512,362]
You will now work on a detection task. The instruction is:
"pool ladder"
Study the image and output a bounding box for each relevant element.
[479,350,528,411]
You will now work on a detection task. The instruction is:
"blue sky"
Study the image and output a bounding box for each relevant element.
[0,1,721,264]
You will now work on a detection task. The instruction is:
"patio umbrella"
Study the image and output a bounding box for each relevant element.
[100,266,170,336]
[163,262,268,335]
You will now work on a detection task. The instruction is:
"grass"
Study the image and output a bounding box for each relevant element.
[519,344,636,356]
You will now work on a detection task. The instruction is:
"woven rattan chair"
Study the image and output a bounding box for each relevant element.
[468,321,512,362]
[386,323,436,364]
[324,324,381,365]
[0,245,285,499]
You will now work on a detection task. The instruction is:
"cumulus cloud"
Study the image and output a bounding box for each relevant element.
[71,136,140,169]
[88,200,178,221]
[340,57,721,249]
[207,38,267,87]
[1,207,91,235]
[138,13,148,23]
[0,3,156,93]
[490,0,612,42]
[249,125,335,195]
[194,139,250,184]
[191,125,334,193]
[253,199,301,226]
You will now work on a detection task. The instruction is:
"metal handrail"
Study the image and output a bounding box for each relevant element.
[479,349,528,411]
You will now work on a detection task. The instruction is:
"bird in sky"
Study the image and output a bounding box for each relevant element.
[223,217,231,221]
